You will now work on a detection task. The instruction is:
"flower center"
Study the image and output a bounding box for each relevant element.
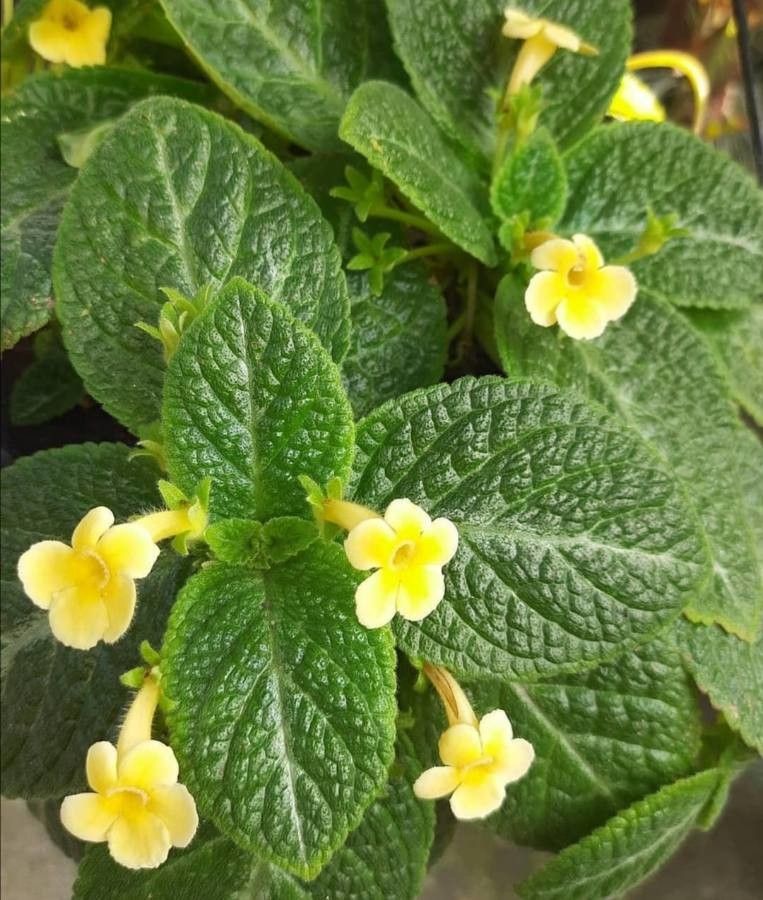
[391,540,416,568]
[62,13,78,29]
[566,264,587,287]
[108,786,149,817]
[70,549,110,593]
[462,755,494,776]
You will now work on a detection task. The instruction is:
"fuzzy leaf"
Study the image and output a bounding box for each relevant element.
[9,348,84,427]
[54,97,350,433]
[350,376,704,679]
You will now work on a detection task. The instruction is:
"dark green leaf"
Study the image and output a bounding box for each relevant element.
[9,348,84,426]
[55,96,350,432]
[161,545,397,878]
[163,279,354,522]
[1,443,191,798]
[27,798,85,862]
[350,376,705,679]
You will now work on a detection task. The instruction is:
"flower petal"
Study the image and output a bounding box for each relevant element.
[543,21,584,52]
[48,588,108,650]
[502,8,543,39]
[28,20,68,63]
[556,295,608,340]
[17,541,75,609]
[450,774,506,820]
[525,271,564,327]
[572,233,604,269]
[118,740,179,791]
[439,723,483,768]
[530,238,578,273]
[479,709,514,757]
[396,565,444,621]
[101,574,137,644]
[494,737,536,784]
[86,741,118,794]
[344,518,397,570]
[384,498,431,538]
[97,524,159,580]
[107,810,171,870]
[587,265,638,321]
[355,569,398,629]
[71,507,114,551]
[413,766,461,800]
[148,784,198,848]
[413,518,459,566]
[60,792,117,842]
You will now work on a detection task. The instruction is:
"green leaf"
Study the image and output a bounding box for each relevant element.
[480,632,702,850]
[517,768,728,900]
[686,306,763,426]
[161,544,397,878]
[0,68,208,351]
[385,0,631,165]
[490,127,567,227]
[54,97,351,433]
[0,443,191,798]
[495,285,763,641]
[339,81,497,265]
[158,0,403,152]
[205,516,317,567]
[9,347,84,427]
[350,376,705,679]
[343,268,447,418]
[559,122,763,309]
[163,279,354,522]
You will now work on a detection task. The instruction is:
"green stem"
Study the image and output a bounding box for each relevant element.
[446,312,466,343]
[463,261,479,346]
[400,242,455,263]
[2,0,13,28]
[368,204,443,238]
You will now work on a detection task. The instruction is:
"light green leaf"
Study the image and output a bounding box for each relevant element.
[0,443,191,798]
[560,122,763,309]
[55,96,350,433]
[161,545,397,878]
[205,516,317,567]
[343,268,447,418]
[495,285,763,641]
[339,81,497,265]
[517,768,728,900]
[350,376,705,679]
[158,0,404,152]
[163,279,354,522]
[480,633,702,850]
[0,68,208,351]
[385,0,631,165]
[9,347,84,427]
[686,305,763,426]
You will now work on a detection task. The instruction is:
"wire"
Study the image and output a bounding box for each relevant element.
[731,0,763,183]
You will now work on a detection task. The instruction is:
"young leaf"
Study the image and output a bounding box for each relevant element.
[495,285,763,641]
[9,347,84,427]
[163,279,354,522]
[385,0,632,165]
[517,768,730,900]
[0,443,191,798]
[54,97,351,433]
[480,633,702,851]
[0,68,209,351]
[560,122,763,309]
[339,81,497,265]
[161,545,397,878]
[158,0,404,152]
[205,517,317,567]
[349,376,705,679]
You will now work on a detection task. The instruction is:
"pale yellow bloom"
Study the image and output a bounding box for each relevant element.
[525,234,637,340]
[502,7,598,94]
[61,677,198,869]
[29,0,111,68]
[17,507,159,650]
[609,72,666,123]
[413,665,534,820]
[344,499,458,628]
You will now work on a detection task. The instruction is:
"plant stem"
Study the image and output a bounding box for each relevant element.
[446,312,466,343]
[2,0,13,28]
[731,0,763,184]
[463,261,479,346]
[400,242,455,262]
[368,204,443,238]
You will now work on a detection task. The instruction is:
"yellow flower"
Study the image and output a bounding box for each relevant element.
[17,507,159,650]
[608,72,666,124]
[344,499,458,629]
[525,234,637,340]
[502,6,598,95]
[61,676,198,869]
[29,0,112,68]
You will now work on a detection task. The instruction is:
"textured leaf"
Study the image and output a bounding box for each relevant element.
[10,349,83,426]
[517,768,727,900]
[560,122,763,309]
[0,443,190,798]
[385,0,631,165]
[686,305,763,426]
[339,81,497,265]
[54,97,350,433]
[161,545,397,878]
[159,0,403,151]
[0,68,208,351]
[343,269,447,418]
[163,279,354,521]
[480,633,702,850]
[349,376,704,679]
[205,517,317,568]
[495,285,763,641]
